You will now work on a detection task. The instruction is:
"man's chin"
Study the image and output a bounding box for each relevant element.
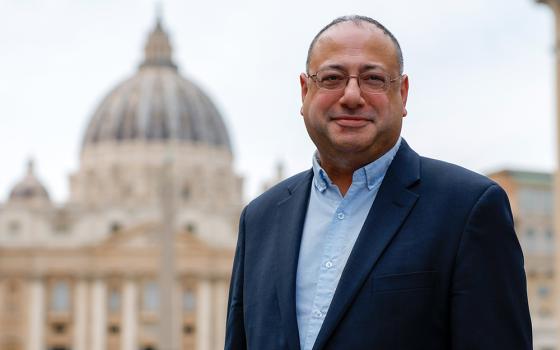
[330,135,377,153]
[331,143,373,156]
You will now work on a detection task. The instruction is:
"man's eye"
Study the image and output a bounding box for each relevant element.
[361,74,386,82]
[320,74,344,82]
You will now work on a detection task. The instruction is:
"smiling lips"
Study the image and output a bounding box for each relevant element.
[331,115,373,128]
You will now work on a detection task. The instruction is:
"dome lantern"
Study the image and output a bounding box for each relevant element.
[139,17,177,71]
[8,159,51,203]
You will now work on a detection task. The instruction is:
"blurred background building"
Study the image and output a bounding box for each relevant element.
[0,18,243,350]
[535,1,560,349]
[489,170,555,350]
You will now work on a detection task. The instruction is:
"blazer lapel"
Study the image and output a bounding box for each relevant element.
[312,140,421,350]
[274,170,313,350]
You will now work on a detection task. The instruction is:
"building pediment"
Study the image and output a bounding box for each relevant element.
[94,221,233,258]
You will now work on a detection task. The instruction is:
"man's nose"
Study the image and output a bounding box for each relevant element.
[339,77,365,108]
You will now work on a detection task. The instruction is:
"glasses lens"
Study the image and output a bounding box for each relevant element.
[313,70,394,93]
[359,72,388,93]
[316,71,347,90]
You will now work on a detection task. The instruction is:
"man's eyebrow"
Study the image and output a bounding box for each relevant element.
[362,64,384,70]
[318,63,385,71]
[317,64,346,71]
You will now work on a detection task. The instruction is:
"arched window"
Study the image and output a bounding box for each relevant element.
[184,222,197,234]
[8,221,20,236]
[4,280,19,314]
[110,222,122,234]
[181,185,191,200]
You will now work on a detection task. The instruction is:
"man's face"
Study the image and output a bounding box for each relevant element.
[300,22,409,165]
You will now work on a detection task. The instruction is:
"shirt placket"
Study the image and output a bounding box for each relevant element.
[303,195,350,349]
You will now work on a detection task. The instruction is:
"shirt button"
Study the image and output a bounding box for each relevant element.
[325,261,333,268]
[337,212,345,220]
[313,310,323,318]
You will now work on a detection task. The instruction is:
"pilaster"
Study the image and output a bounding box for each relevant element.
[196,278,212,350]
[27,277,45,350]
[73,278,89,350]
[91,277,107,350]
[122,277,138,350]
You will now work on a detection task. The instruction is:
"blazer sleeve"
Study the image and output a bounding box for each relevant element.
[450,184,532,349]
[225,206,248,349]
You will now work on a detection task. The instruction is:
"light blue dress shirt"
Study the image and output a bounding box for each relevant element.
[295,137,402,350]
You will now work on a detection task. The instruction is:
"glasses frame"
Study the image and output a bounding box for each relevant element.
[307,70,403,94]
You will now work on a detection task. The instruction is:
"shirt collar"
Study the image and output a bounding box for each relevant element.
[312,137,402,192]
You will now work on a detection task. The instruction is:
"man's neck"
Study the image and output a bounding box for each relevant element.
[316,138,401,196]
[319,162,354,196]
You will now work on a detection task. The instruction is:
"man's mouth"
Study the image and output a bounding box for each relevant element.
[331,115,372,128]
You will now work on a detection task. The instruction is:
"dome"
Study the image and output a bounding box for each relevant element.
[9,160,50,202]
[81,19,232,152]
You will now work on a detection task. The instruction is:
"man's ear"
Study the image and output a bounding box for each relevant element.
[400,74,409,117]
[300,73,309,104]
[299,73,309,117]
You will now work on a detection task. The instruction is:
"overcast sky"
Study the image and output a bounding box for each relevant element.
[0,0,556,203]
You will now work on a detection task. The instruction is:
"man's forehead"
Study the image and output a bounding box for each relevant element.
[310,22,397,69]
[319,21,379,39]
[316,22,393,51]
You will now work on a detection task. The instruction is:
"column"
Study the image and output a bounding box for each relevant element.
[27,277,45,350]
[73,278,88,350]
[121,278,138,350]
[213,279,228,350]
[173,280,182,350]
[158,157,178,350]
[196,278,212,350]
[91,277,107,350]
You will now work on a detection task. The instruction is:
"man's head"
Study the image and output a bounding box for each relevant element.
[300,16,409,170]
[306,15,404,75]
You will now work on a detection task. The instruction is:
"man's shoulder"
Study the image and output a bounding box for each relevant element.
[418,155,499,196]
[246,169,312,211]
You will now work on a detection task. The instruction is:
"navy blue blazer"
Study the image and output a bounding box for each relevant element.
[225,140,532,350]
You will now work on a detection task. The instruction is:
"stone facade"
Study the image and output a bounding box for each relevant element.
[0,18,242,350]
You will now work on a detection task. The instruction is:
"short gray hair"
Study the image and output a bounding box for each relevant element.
[306,15,404,75]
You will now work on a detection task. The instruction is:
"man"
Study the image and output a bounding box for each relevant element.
[226,15,532,350]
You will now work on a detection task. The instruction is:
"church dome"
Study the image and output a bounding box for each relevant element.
[81,19,232,152]
[9,160,50,202]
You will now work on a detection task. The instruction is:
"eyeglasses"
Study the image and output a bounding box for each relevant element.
[307,70,402,94]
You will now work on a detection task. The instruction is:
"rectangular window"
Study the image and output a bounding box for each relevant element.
[108,288,122,314]
[51,281,70,312]
[142,281,159,312]
[182,289,196,312]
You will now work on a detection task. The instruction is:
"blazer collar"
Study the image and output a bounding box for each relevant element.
[274,169,314,350]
